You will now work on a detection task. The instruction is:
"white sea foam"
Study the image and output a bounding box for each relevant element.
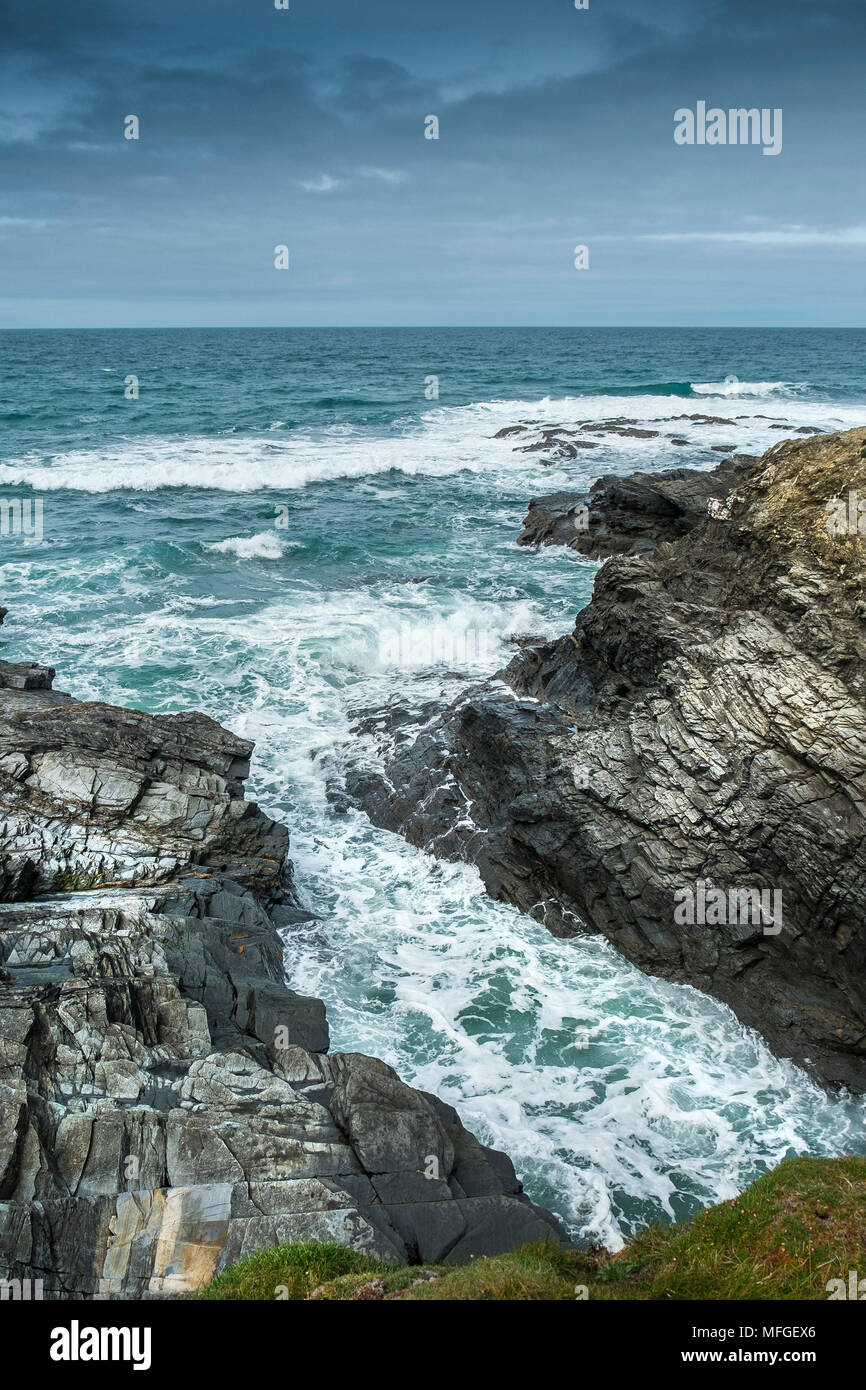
[7,570,862,1249]
[0,390,861,494]
[690,380,805,397]
[205,530,288,560]
[3,383,866,1246]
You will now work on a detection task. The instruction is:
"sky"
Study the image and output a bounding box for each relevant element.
[0,0,863,327]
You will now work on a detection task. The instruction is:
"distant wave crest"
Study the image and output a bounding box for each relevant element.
[0,388,855,494]
[204,530,287,560]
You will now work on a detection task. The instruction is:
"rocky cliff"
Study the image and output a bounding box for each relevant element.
[0,637,565,1299]
[345,427,866,1091]
[516,451,755,558]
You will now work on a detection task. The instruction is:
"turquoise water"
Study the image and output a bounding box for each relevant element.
[2,326,866,1247]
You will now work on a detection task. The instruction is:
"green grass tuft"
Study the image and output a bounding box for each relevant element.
[197,1240,391,1301]
[198,1156,866,1301]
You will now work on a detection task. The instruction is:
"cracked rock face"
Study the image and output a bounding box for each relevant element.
[0,680,288,903]
[0,656,565,1298]
[344,427,866,1092]
[516,453,756,559]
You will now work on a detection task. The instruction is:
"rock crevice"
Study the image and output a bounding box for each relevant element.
[344,428,866,1091]
[0,646,565,1298]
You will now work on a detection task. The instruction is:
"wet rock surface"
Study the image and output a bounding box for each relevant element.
[0,634,565,1298]
[517,453,756,558]
[344,427,866,1092]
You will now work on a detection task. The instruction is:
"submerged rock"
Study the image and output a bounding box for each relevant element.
[344,427,866,1092]
[0,634,565,1298]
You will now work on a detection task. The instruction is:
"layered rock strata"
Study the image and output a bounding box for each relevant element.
[0,640,564,1298]
[345,428,866,1091]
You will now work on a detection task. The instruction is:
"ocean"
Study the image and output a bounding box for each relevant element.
[2,325,866,1248]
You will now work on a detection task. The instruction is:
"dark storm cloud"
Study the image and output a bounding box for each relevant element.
[0,0,115,49]
[324,57,430,117]
[0,0,862,326]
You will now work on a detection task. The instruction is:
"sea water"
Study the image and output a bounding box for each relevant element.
[2,325,865,1247]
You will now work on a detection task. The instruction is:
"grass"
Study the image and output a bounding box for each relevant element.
[197,1241,391,1301]
[198,1155,866,1301]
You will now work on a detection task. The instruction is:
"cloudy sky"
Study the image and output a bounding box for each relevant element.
[0,0,862,327]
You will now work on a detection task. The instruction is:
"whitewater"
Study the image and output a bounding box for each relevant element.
[2,327,866,1248]
[2,383,864,494]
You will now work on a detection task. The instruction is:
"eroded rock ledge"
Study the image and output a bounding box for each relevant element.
[516,453,756,558]
[345,427,866,1092]
[0,641,564,1298]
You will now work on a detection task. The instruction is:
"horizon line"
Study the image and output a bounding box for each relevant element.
[0,324,863,333]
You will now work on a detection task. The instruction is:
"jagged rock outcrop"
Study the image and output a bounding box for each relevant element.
[516,454,756,558]
[344,427,866,1092]
[0,639,565,1298]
